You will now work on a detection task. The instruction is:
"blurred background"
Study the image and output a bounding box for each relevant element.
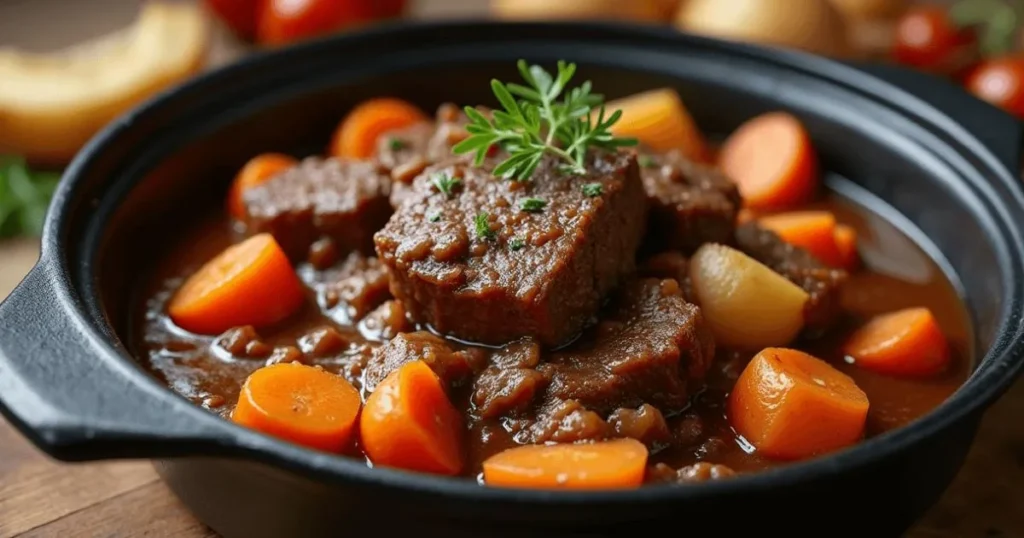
[1,1,1022,536]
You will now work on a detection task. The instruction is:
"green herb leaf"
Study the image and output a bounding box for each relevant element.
[638,154,656,168]
[474,212,496,240]
[429,212,441,222]
[0,155,60,239]
[452,60,636,181]
[582,183,603,197]
[431,173,461,198]
[519,197,547,213]
[388,137,407,151]
[509,238,525,251]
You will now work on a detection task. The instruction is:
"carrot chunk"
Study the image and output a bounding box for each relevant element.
[482,438,648,490]
[330,98,427,159]
[719,112,818,210]
[360,360,464,475]
[728,348,869,460]
[758,211,843,267]
[607,88,710,161]
[232,363,362,452]
[833,224,859,269]
[168,233,305,335]
[843,307,950,377]
[227,153,296,220]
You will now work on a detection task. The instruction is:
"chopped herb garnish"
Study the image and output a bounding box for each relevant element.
[509,238,525,251]
[431,173,461,198]
[388,137,407,151]
[428,212,441,222]
[452,60,637,181]
[519,197,547,213]
[582,183,603,197]
[474,212,496,240]
[638,154,655,168]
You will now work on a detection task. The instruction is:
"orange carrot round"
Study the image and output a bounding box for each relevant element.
[168,233,305,335]
[729,347,869,460]
[719,112,818,210]
[758,211,843,267]
[360,360,464,475]
[330,98,427,159]
[833,224,859,269]
[232,363,362,452]
[482,438,648,490]
[227,153,296,220]
[843,307,950,377]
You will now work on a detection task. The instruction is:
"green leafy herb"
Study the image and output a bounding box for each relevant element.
[431,173,461,198]
[638,154,656,168]
[582,183,603,197]
[474,212,496,240]
[452,60,637,181]
[519,197,547,213]
[509,238,525,251]
[388,137,407,151]
[0,156,60,238]
[949,0,1024,56]
[429,212,441,222]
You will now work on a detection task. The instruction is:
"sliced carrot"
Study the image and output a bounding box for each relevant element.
[232,363,362,452]
[843,307,950,377]
[728,347,869,460]
[482,438,648,490]
[227,153,296,220]
[330,98,427,159]
[834,224,859,269]
[719,112,818,210]
[168,233,305,335]
[758,211,843,267]
[360,360,464,475]
[607,88,710,162]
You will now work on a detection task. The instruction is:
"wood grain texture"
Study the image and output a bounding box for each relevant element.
[0,0,1020,536]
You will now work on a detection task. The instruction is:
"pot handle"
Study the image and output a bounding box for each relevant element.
[846,61,1022,173]
[0,263,234,461]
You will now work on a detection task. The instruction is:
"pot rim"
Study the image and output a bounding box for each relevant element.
[39,19,1024,505]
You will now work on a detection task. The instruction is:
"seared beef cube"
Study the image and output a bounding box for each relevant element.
[362,331,484,392]
[609,404,671,448]
[299,252,391,322]
[641,150,741,252]
[517,399,612,444]
[735,222,847,333]
[537,278,714,415]
[374,151,648,347]
[242,157,392,259]
[639,251,695,303]
[360,300,412,341]
[472,366,550,419]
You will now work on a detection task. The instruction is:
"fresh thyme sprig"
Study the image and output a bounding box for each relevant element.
[453,60,637,181]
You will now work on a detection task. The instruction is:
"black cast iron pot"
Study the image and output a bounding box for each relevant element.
[2,21,1024,538]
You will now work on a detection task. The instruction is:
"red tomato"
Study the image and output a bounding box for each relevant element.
[204,0,263,40]
[892,6,975,74]
[966,57,1024,119]
[257,0,376,45]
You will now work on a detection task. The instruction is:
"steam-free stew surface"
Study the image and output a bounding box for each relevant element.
[133,194,970,476]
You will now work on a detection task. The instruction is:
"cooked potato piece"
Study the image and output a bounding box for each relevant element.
[690,243,809,349]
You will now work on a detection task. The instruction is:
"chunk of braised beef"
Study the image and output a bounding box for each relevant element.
[297,326,349,357]
[214,326,271,359]
[303,252,391,321]
[639,251,695,303]
[537,278,715,414]
[734,222,847,333]
[374,150,647,347]
[490,338,542,369]
[640,150,741,252]
[265,346,304,366]
[608,404,671,448]
[362,331,481,392]
[308,237,340,269]
[360,300,412,341]
[242,157,393,259]
[521,399,612,444]
[472,367,550,419]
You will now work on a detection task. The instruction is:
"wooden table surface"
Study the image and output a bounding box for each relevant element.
[2,0,1023,536]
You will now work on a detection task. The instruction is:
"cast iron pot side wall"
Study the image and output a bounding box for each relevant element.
[1,22,1023,538]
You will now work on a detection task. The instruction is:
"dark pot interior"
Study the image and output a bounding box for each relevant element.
[2,21,1023,538]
